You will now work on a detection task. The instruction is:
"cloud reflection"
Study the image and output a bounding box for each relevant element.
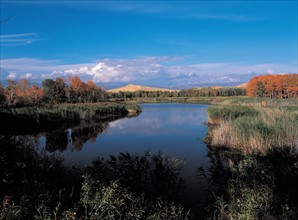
[108,104,207,136]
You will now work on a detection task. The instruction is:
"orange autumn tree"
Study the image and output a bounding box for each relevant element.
[246,74,298,98]
[16,78,43,105]
[67,76,106,103]
[5,78,43,106]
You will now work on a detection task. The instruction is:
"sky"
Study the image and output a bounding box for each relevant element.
[0,0,297,89]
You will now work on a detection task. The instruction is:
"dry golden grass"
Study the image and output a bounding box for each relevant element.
[208,106,298,155]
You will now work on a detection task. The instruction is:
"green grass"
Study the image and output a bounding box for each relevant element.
[123,97,213,104]
[213,156,275,220]
[211,96,298,107]
[207,106,258,124]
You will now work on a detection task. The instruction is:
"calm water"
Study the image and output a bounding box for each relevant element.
[37,103,210,208]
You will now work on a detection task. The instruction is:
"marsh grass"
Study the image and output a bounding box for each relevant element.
[0,103,141,133]
[208,106,298,154]
[207,106,258,124]
[208,149,298,220]
[78,175,189,220]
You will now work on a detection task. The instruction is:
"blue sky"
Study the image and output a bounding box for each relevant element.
[0,0,297,89]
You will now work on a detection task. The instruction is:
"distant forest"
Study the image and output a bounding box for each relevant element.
[0,74,297,107]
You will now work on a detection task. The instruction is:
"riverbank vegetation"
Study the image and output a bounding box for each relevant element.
[207,105,298,155]
[124,96,214,104]
[205,148,298,219]
[0,102,141,133]
[205,75,298,219]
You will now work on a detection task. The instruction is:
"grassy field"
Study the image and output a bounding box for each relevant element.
[116,97,214,104]
[210,96,298,107]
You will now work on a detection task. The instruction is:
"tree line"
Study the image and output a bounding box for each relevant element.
[0,76,107,107]
[108,87,246,99]
[246,74,298,98]
[1,73,296,107]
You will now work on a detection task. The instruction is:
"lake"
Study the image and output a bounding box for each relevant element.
[36,103,211,209]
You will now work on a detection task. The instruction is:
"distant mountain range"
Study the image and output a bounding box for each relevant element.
[108,83,247,92]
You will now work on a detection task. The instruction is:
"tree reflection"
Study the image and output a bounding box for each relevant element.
[45,130,68,152]
[43,118,119,152]
[70,121,109,151]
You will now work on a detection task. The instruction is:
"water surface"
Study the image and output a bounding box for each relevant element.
[38,103,210,208]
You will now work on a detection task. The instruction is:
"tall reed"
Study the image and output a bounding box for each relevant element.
[207,106,298,155]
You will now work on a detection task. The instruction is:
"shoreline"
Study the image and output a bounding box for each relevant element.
[0,102,141,134]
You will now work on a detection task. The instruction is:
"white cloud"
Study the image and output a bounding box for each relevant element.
[0,33,39,46]
[6,72,17,79]
[21,73,33,79]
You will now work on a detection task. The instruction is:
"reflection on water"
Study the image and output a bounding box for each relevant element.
[37,103,210,210]
[45,121,110,152]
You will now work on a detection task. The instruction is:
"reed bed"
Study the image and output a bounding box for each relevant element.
[207,106,298,155]
[0,102,141,121]
[0,103,141,133]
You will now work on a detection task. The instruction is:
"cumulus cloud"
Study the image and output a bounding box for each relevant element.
[47,57,175,83]
[6,72,17,79]
[21,73,33,79]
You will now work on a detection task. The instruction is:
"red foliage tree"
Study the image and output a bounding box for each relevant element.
[247,74,298,98]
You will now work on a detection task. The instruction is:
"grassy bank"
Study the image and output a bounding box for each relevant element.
[123,97,213,104]
[211,96,298,107]
[0,102,141,133]
[206,105,298,155]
